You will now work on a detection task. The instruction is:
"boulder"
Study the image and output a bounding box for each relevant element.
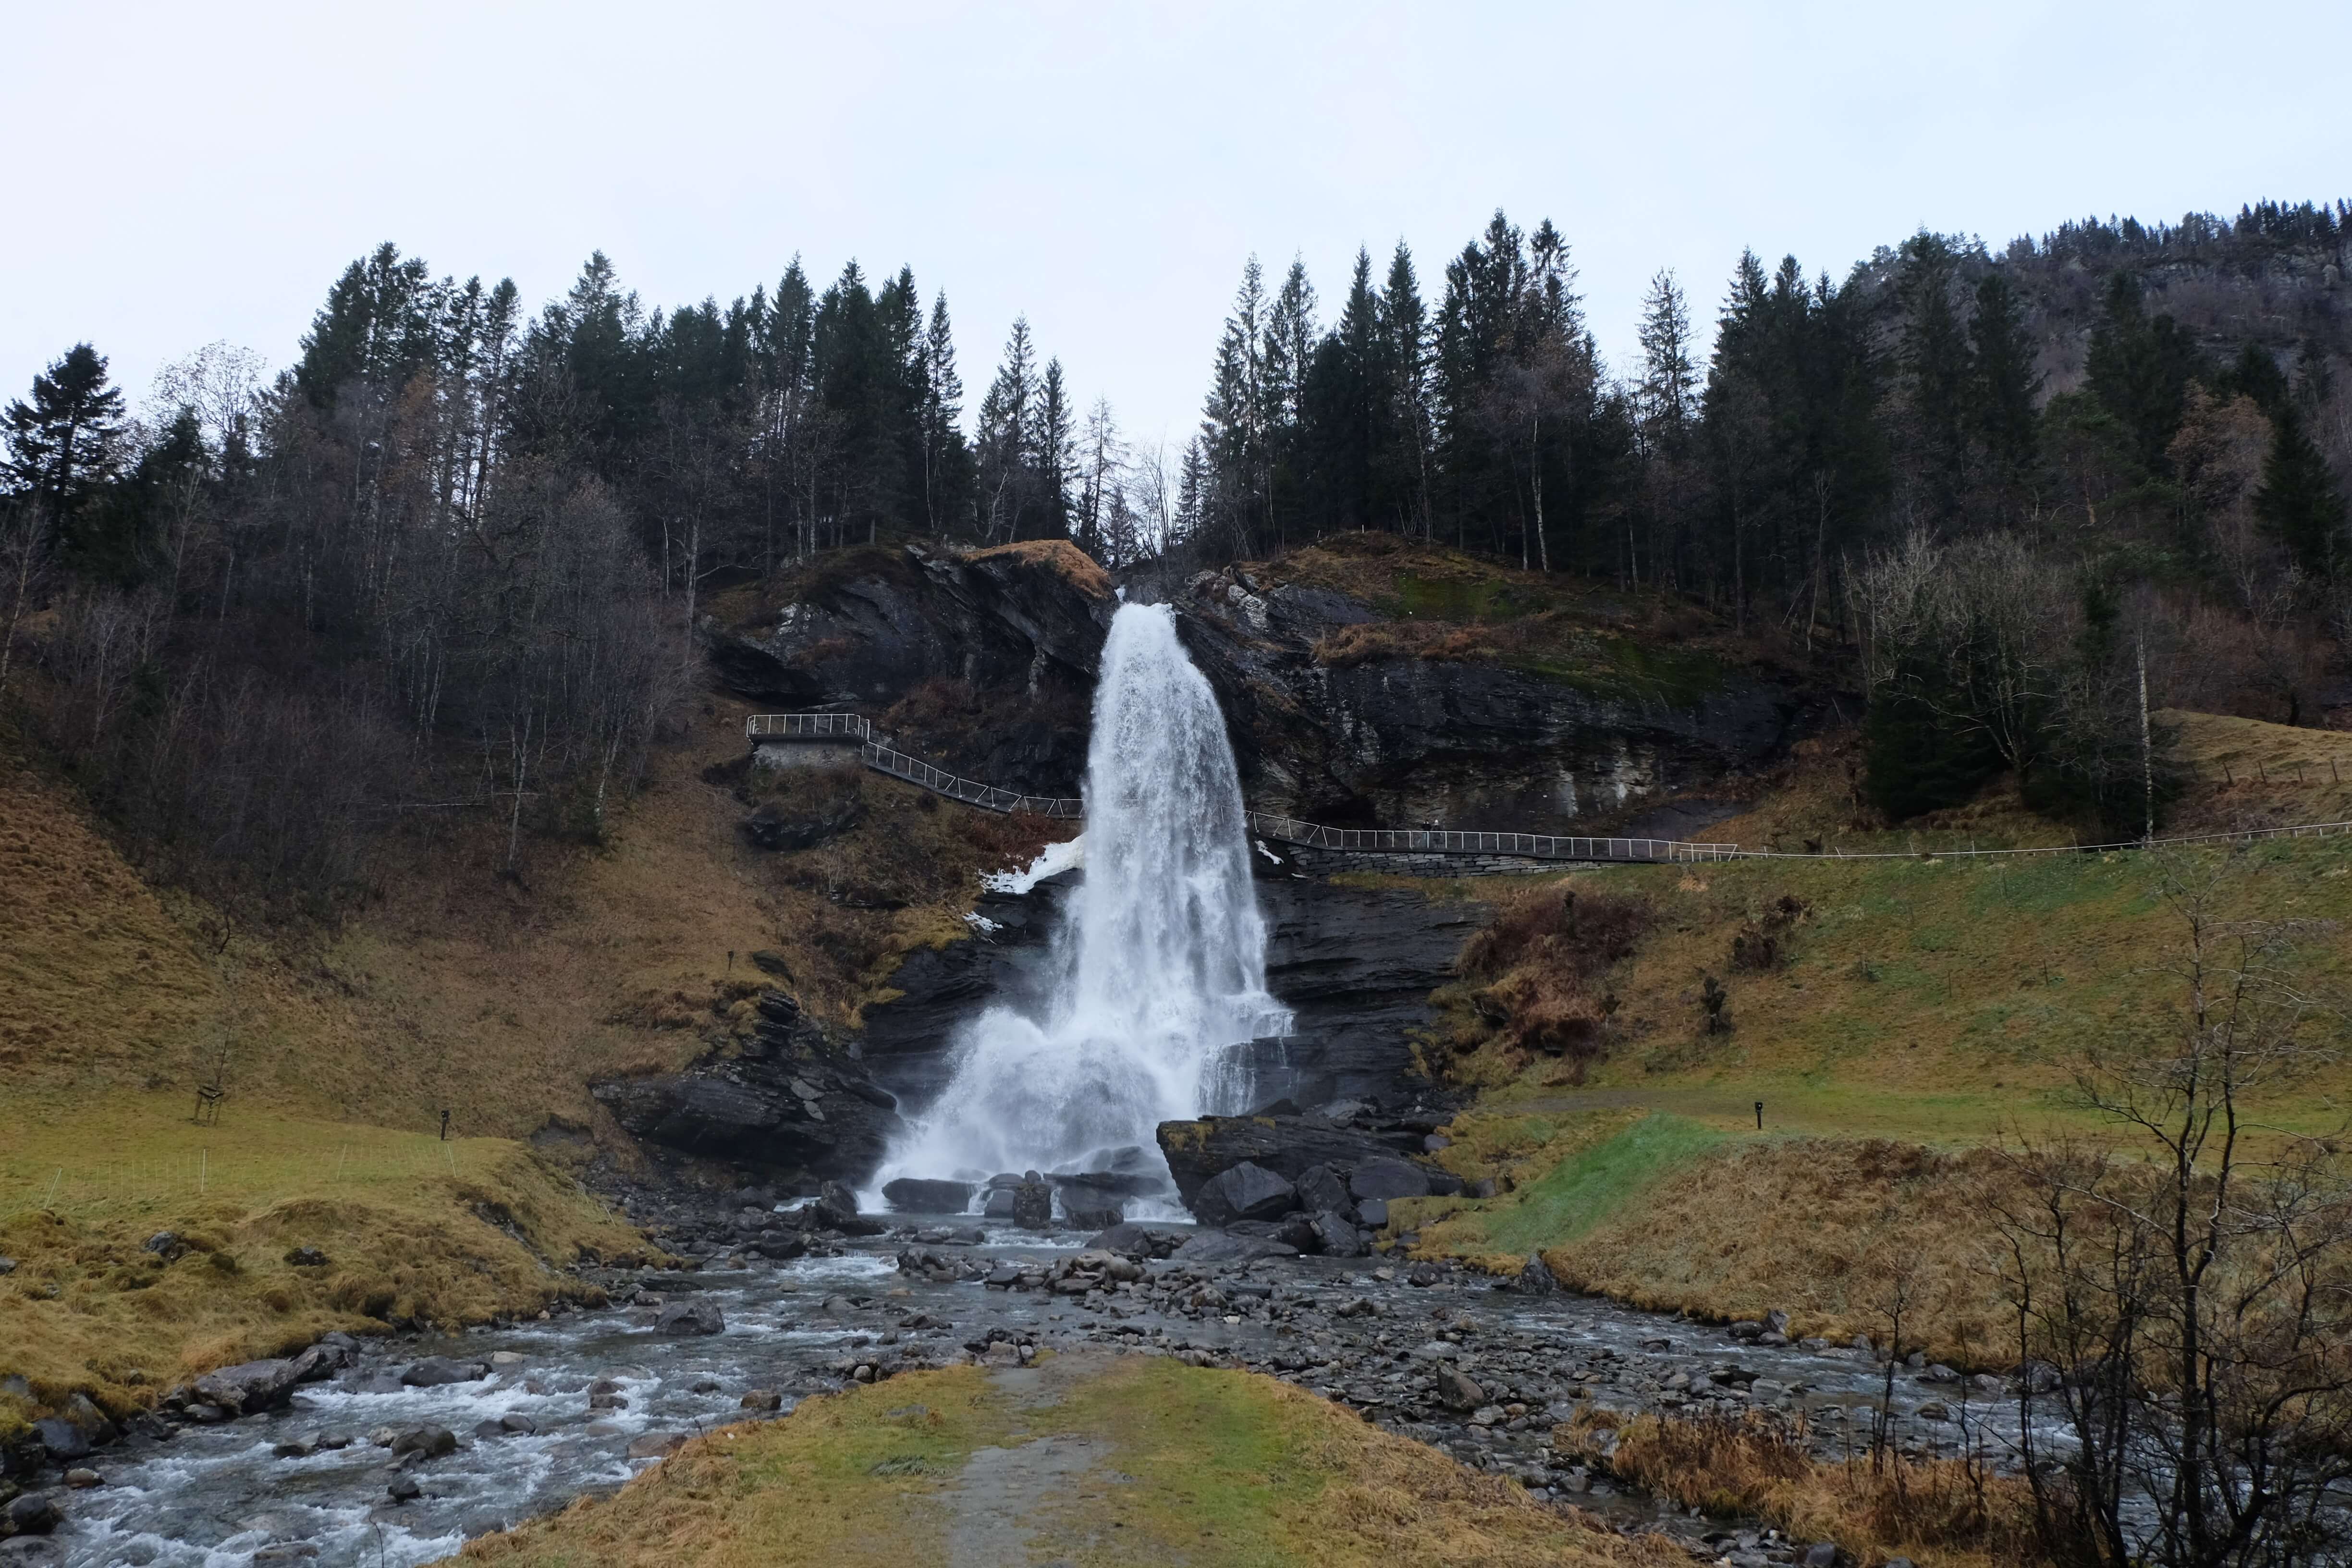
[1435,1367,1485,1412]
[386,1476,422,1504]
[1308,1210,1368,1258]
[740,1389,784,1411]
[654,1301,726,1336]
[1170,1231,1298,1265]
[1510,1253,1558,1295]
[1157,1115,1424,1206]
[1058,1188,1124,1230]
[1293,1163,1353,1216]
[399,1358,489,1388]
[1082,1223,1183,1259]
[390,1426,457,1459]
[4,1494,61,1536]
[807,1199,885,1237]
[194,1358,306,1415]
[1190,1162,1297,1227]
[1354,1197,1389,1230]
[881,1178,975,1213]
[1010,1179,1053,1230]
[741,797,861,853]
[980,1188,1017,1219]
[1348,1158,1432,1202]
[627,1432,688,1460]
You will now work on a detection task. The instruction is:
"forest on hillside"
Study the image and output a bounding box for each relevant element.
[3,199,2349,913]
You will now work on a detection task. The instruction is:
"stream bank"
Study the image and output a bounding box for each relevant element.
[7,1206,2033,1568]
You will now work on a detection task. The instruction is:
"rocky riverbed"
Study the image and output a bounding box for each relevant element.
[2,1200,2040,1568]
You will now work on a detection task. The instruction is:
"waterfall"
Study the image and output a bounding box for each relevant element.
[870,602,1288,1200]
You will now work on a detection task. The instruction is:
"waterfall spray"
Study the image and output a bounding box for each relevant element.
[871,602,1288,1201]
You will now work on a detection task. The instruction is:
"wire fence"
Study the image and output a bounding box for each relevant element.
[745,713,2352,868]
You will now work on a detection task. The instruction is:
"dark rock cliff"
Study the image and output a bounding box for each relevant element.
[703,540,1827,835]
[590,992,903,1188]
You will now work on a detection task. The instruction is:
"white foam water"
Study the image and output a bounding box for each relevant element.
[872,602,1288,1197]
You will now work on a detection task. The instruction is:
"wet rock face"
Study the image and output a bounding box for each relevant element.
[703,542,1115,795]
[592,990,903,1188]
[1168,575,1826,833]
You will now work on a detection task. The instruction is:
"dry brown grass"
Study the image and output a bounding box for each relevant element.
[1441,883,1654,1078]
[1567,1408,2054,1568]
[1312,617,1518,668]
[1546,1138,2019,1366]
[960,537,1116,600]
[453,1353,1679,1568]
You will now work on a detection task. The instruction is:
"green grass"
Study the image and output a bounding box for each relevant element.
[1481,1113,1726,1254]
[454,1354,1649,1568]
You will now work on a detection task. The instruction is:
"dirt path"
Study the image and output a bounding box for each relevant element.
[940,1353,1114,1568]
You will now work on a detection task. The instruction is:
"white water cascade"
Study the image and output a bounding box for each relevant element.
[871,601,1289,1202]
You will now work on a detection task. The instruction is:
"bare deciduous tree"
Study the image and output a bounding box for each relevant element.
[1996,851,2352,1567]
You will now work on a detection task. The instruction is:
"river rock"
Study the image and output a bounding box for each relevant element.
[1171,1231,1298,1265]
[1511,1253,1558,1294]
[1354,1197,1389,1229]
[655,1300,726,1336]
[386,1476,421,1504]
[1308,1210,1367,1257]
[399,1357,489,1387]
[627,1432,688,1460]
[980,1188,1017,1219]
[3,1494,61,1535]
[1157,1115,1424,1205]
[1435,1367,1485,1412]
[1010,1179,1053,1230]
[1293,1163,1352,1215]
[1058,1188,1124,1230]
[1082,1223,1183,1259]
[882,1178,975,1213]
[1190,1162,1297,1227]
[390,1426,457,1459]
[741,1389,784,1411]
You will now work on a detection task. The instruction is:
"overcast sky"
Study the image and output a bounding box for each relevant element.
[7,0,2347,452]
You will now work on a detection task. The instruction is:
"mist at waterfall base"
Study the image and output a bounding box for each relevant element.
[871,602,1288,1214]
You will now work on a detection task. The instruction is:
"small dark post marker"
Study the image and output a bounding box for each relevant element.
[439,1109,451,1141]
[1754,1100,1764,1130]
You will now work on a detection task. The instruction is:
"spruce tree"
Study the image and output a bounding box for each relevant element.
[3,344,125,559]
[2084,270,2205,475]
[1636,269,1697,444]
[1377,242,1431,535]
[1967,271,2041,489]
[2254,406,2350,579]
[1899,236,1971,515]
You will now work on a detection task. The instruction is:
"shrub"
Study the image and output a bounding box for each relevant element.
[1458,885,1653,1065]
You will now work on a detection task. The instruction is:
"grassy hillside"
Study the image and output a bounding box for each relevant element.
[451,1353,1681,1568]
[0,697,1063,1424]
[1397,719,2352,1357]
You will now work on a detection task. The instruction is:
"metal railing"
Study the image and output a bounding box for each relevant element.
[745,713,2352,867]
[862,742,1084,818]
[746,712,872,741]
[747,713,1725,861]
[1242,815,1739,863]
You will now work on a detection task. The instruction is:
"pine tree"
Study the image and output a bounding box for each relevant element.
[2085,270,2206,475]
[1034,359,1074,539]
[2254,405,2350,579]
[975,318,1039,540]
[1377,242,1432,536]
[1968,271,2041,493]
[1899,235,1971,516]
[918,292,966,533]
[3,344,125,564]
[1636,269,1697,443]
